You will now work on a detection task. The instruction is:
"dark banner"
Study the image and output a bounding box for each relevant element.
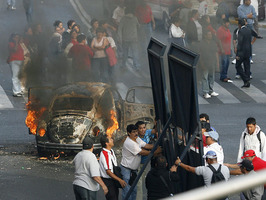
[147,38,169,126]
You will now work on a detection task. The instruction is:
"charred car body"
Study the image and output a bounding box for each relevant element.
[26,82,155,156]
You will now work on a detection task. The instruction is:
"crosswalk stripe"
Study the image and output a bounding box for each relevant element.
[198,95,209,104]
[213,82,241,104]
[262,80,266,85]
[232,80,266,103]
[0,86,13,109]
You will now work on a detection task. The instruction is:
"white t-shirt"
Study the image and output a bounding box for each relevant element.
[73,150,100,191]
[195,163,230,187]
[169,24,185,38]
[121,137,146,170]
[204,142,224,165]
[99,148,118,179]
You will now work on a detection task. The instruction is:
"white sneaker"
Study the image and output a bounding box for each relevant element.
[203,93,211,99]
[210,92,219,97]
[232,59,236,64]
[250,60,254,64]
[250,75,253,79]
[235,75,240,79]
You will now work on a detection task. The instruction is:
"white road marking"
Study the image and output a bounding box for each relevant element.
[213,82,241,104]
[0,86,13,109]
[233,80,266,103]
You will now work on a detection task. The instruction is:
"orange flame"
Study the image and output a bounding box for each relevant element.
[25,101,46,135]
[39,128,46,137]
[106,110,119,137]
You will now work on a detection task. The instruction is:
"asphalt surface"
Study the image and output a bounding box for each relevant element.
[1,0,266,199]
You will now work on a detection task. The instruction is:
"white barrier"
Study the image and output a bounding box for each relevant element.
[164,169,266,200]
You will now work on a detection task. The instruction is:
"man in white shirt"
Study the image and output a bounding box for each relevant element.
[73,137,108,200]
[120,124,161,200]
[204,130,224,164]
[237,117,266,163]
[99,135,126,200]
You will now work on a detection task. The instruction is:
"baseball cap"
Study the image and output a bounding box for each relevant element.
[241,150,256,159]
[204,130,219,141]
[82,136,94,149]
[239,159,254,171]
[203,150,217,159]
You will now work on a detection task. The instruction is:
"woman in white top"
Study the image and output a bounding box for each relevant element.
[169,16,186,47]
[91,27,109,83]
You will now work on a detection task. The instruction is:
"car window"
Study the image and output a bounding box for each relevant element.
[52,97,94,111]
[126,87,154,104]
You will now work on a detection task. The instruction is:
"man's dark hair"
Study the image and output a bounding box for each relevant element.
[77,34,86,43]
[67,19,75,29]
[155,156,167,169]
[200,113,209,121]
[82,137,94,149]
[100,135,109,148]
[96,27,105,34]
[238,18,246,26]
[246,117,256,125]
[127,124,138,134]
[53,20,62,28]
[135,121,145,128]
[90,18,98,26]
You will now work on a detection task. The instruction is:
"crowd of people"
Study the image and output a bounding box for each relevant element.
[72,115,266,200]
[168,0,263,99]
[7,0,160,97]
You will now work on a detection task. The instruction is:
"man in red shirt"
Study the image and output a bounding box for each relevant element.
[217,18,232,83]
[68,34,93,82]
[135,0,155,46]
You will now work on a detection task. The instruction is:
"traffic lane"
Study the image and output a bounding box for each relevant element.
[199,103,266,164]
[0,154,75,200]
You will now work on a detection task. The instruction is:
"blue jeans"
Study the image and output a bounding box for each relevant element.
[9,60,23,95]
[73,184,97,200]
[140,23,152,47]
[120,165,137,200]
[122,41,140,69]
[220,55,230,80]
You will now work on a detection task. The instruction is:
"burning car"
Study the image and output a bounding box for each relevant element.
[25,82,155,156]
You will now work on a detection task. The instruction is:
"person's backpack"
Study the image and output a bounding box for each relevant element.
[208,164,225,184]
[243,130,262,152]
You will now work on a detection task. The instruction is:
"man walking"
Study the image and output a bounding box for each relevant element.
[73,137,108,200]
[235,18,252,88]
[99,135,126,200]
[237,117,266,163]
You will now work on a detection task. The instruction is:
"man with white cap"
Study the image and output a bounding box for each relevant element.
[204,130,224,164]
[175,150,230,187]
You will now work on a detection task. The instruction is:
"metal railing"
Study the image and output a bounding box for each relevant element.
[164,169,266,200]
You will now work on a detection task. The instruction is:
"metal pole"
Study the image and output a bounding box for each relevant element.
[124,116,172,200]
[164,169,266,200]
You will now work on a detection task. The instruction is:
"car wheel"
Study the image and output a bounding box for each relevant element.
[37,146,48,157]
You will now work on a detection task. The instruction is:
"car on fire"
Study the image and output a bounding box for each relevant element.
[26,82,155,156]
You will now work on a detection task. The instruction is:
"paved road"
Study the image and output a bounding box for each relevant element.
[1,0,266,199]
